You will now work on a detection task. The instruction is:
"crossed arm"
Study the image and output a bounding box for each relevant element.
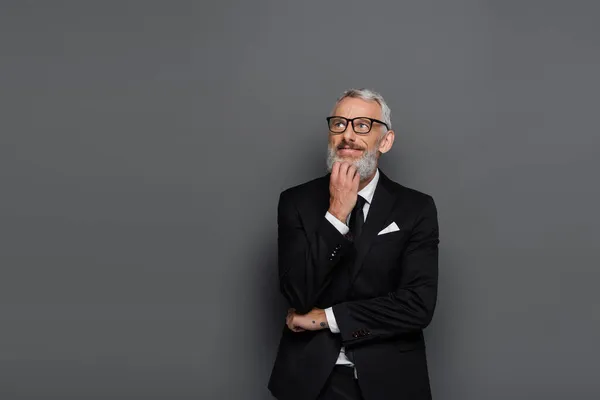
[278,191,439,345]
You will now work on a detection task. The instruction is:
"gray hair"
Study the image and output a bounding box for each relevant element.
[333,88,392,130]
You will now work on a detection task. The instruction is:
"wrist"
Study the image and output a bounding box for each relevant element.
[317,309,328,330]
[328,208,349,224]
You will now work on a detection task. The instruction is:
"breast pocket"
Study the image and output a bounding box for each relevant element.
[369,229,409,262]
[360,229,410,292]
[372,229,408,245]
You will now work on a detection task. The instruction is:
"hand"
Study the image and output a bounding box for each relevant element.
[328,161,360,224]
[286,308,329,332]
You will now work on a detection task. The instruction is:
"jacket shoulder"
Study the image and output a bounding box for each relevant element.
[382,174,436,210]
[381,171,434,199]
[279,174,329,204]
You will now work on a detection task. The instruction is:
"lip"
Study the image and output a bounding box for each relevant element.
[337,148,363,156]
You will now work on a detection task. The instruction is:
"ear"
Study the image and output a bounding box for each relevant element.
[378,130,395,154]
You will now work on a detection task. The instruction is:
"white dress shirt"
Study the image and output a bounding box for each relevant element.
[323,168,380,367]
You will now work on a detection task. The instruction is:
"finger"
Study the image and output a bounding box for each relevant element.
[347,164,358,181]
[338,162,349,180]
[331,162,340,181]
[292,321,306,332]
[289,314,298,329]
[352,168,360,187]
[345,165,358,188]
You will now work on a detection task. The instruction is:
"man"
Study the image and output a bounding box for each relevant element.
[268,89,440,400]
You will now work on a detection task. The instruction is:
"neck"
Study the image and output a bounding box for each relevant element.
[359,169,377,191]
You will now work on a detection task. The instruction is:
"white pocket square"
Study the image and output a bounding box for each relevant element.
[377,221,400,235]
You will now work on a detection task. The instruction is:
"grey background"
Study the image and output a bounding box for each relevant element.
[1,1,599,399]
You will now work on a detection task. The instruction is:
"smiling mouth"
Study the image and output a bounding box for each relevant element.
[337,148,364,157]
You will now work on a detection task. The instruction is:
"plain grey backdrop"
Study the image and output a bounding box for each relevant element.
[1,1,599,399]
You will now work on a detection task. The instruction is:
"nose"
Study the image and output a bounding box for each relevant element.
[341,121,357,142]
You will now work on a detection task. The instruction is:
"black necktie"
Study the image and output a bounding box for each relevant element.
[349,195,367,240]
[345,195,366,366]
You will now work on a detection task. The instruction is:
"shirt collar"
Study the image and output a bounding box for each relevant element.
[358,168,380,204]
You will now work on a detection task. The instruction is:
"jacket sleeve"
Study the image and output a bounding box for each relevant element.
[277,189,353,315]
[332,195,439,345]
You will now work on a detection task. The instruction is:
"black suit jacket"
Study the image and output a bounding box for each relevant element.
[268,170,440,400]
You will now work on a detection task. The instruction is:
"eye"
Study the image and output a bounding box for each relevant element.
[331,119,346,127]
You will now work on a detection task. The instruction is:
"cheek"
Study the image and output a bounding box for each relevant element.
[363,138,378,151]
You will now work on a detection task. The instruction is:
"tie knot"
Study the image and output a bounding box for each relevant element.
[355,195,367,210]
[348,195,367,240]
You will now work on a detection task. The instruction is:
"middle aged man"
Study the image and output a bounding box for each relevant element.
[268,88,440,400]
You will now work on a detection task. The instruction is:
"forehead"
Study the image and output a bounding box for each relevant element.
[332,97,382,120]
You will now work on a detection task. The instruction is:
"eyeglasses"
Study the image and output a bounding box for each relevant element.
[326,116,389,135]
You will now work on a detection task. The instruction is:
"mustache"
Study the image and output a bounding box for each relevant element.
[336,141,365,151]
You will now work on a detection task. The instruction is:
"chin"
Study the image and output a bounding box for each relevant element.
[337,154,363,162]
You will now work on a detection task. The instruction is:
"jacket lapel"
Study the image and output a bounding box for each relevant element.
[348,171,397,287]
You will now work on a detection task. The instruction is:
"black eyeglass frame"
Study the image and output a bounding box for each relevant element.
[326,116,390,134]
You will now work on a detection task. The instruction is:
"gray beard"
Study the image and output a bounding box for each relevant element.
[326,145,378,181]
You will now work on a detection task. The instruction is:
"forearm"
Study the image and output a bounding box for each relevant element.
[332,283,437,345]
[333,196,439,345]
[278,193,352,314]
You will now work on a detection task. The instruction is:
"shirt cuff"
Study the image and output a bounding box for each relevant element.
[325,212,349,235]
[325,307,340,334]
